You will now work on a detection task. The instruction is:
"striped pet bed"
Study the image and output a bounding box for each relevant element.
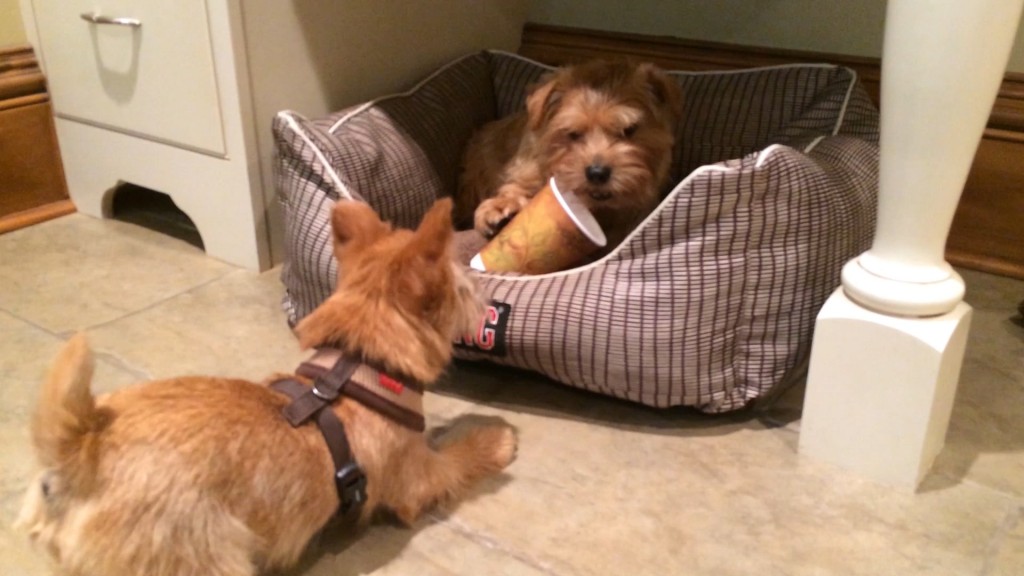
[273,50,879,413]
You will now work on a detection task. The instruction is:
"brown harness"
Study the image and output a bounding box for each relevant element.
[269,349,425,523]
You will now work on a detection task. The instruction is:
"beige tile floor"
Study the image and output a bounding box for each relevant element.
[2,213,1023,576]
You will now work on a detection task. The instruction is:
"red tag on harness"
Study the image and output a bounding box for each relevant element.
[378,373,404,395]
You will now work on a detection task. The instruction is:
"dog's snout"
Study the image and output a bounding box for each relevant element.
[585,164,612,185]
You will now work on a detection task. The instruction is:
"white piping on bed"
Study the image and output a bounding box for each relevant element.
[755,144,783,168]
[492,49,848,77]
[474,50,861,140]
[327,53,512,134]
[276,111,354,201]
[803,135,829,154]
[833,68,859,135]
[312,53,515,194]
[325,50,859,135]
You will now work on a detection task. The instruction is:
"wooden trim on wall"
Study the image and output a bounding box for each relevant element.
[0,45,47,102]
[0,200,76,235]
[520,24,885,94]
[519,23,1024,280]
[0,44,73,233]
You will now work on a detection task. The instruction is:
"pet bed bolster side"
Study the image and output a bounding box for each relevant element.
[456,136,878,412]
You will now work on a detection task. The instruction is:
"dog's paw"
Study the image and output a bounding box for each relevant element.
[479,424,518,470]
[474,196,529,238]
[433,416,518,473]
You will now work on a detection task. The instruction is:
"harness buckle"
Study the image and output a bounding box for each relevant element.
[311,380,339,402]
[335,462,368,513]
[311,370,343,400]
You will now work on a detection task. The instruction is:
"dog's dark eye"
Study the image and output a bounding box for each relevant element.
[567,130,583,142]
[622,123,639,138]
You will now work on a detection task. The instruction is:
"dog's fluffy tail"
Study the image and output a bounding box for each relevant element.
[32,334,103,473]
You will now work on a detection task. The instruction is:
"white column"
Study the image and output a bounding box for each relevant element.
[799,0,1024,489]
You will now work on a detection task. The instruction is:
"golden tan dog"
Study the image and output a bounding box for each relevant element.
[457,59,683,248]
[16,198,517,575]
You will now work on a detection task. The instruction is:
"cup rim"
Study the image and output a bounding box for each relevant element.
[548,177,607,247]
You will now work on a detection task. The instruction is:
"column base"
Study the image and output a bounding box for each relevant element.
[798,288,972,490]
[842,256,965,317]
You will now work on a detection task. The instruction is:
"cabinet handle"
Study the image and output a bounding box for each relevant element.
[79,12,142,28]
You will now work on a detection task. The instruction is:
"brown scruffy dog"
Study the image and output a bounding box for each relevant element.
[16,198,517,576]
[457,59,683,248]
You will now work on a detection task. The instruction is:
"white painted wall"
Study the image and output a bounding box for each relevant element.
[0,0,26,46]
[527,0,1024,73]
[242,1,527,124]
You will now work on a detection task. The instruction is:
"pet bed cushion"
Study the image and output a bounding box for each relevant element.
[273,50,879,413]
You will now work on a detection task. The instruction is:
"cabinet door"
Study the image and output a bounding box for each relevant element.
[31,0,226,155]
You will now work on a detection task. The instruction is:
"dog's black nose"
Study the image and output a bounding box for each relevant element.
[585,164,612,185]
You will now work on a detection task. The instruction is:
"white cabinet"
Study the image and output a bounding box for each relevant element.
[20,0,529,271]
[33,1,226,155]
[21,0,267,269]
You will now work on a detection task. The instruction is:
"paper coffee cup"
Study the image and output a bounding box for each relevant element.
[471,177,606,274]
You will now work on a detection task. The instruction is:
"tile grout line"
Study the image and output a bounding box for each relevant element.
[980,500,1022,576]
[0,307,59,339]
[58,269,238,338]
[3,270,236,382]
[429,512,566,576]
[1,304,154,382]
[91,350,153,382]
[68,270,243,380]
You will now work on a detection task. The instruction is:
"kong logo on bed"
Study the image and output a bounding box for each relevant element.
[455,301,512,356]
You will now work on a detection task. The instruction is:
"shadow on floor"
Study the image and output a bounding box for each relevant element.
[436,359,804,438]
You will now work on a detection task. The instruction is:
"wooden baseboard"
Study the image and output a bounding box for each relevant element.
[0,201,76,235]
[0,44,71,230]
[520,23,1024,279]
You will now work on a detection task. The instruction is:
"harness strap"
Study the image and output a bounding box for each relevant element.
[297,361,426,432]
[270,358,367,520]
[281,357,359,425]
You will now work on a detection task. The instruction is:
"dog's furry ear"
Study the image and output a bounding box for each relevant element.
[396,198,455,316]
[297,199,457,350]
[408,198,454,263]
[33,333,104,492]
[638,63,684,126]
[330,200,390,252]
[525,72,564,131]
